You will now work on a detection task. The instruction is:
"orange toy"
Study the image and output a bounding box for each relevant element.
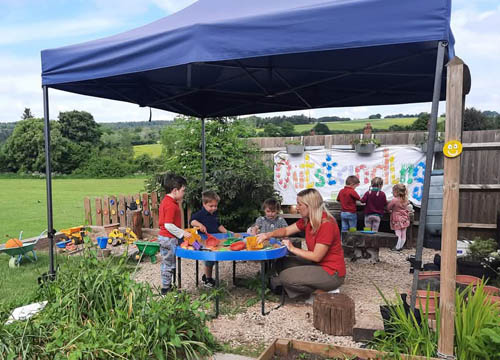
[205,234,220,248]
[245,236,263,250]
[185,228,201,244]
[230,241,246,251]
[5,238,23,248]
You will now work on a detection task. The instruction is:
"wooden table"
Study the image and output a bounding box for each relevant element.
[342,231,397,263]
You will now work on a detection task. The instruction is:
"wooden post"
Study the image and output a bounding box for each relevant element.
[95,197,103,226]
[84,197,92,225]
[110,195,118,224]
[102,195,110,225]
[151,192,159,229]
[438,56,470,356]
[118,195,126,227]
[142,193,151,228]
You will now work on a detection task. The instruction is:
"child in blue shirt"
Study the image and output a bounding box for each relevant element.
[190,190,231,288]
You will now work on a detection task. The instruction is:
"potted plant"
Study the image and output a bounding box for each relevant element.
[419,133,445,153]
[351,138,381,154]
[285,139,304,155]
[457,237,499,280]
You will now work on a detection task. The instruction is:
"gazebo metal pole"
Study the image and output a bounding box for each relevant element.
[410,41,447,310]
[201,117,206,191]
[42,85,56,278]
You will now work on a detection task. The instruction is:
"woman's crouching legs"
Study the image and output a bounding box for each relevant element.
[277,265,344,299]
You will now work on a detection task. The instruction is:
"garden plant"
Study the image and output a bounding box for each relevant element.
[0,242,217,359]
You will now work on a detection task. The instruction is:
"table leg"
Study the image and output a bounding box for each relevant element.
[177,257,182,288]
[261,261,266,315]
[195,260,199,287]
[215,261,220,318]
[232,261,236,285]
[261,260,286,316]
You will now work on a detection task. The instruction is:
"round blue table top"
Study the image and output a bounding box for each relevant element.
[176,246,287,261]
[177,232,288,261]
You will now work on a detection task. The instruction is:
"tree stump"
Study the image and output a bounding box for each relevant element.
[313,293,355,336]
[127,209,142,239]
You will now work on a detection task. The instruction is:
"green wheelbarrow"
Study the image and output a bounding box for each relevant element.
[134,241,160,264]
[0,240,38,269]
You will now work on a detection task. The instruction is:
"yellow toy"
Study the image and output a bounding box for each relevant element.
[108,228,138,246]
[184,228,201,245]
[443,140,462,158]
[60,226,87,245]
[245,236,263,250]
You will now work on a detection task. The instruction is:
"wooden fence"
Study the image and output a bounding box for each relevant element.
[249,130,500,237]
[84,193,165,229]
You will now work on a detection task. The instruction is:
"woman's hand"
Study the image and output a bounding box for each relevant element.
[183,231,192,239]
[282,239,295,253]
[256,232,270,244]
[248,226,259,236]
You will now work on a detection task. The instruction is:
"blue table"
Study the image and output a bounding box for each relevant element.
[175,233,287,317]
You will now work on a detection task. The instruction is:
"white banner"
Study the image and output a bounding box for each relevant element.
[274,146,426,205]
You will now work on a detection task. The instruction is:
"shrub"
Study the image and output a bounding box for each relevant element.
[148,117,276,230]
[0,246,217,359]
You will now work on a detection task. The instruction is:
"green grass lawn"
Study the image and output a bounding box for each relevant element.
[256,117,445,133]
[294,117,418,132]
[133,143,162,158]
[0,178,147,242]
[0,251,67,307]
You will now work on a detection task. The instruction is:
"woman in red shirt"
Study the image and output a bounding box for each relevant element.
[257,188,346,299]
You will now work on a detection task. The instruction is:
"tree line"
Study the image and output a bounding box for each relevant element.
[0,109,162,176]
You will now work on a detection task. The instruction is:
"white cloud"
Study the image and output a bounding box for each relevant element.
[1,0,499,125]
[0,17,119,45]
[151,0,197,14]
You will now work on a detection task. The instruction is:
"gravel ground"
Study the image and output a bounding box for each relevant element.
[127,238,438,352]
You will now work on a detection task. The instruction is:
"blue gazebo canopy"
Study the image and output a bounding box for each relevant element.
[41,0,455,118]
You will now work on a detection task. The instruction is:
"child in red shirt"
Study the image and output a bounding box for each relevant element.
[158,174,192,294]
[336,175,361,232]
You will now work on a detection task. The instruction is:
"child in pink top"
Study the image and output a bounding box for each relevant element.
[387,183,411,251]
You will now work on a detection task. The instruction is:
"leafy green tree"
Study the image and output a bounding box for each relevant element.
[410,112,430,130]
[150,117,276,230]
[3,118,78,173]
[262,123,282,137]
[463,107,492,131]
[58,110,101,144]
[21,108,34,120]
[312,122,330,135]
[280,121,295,136]
[368,113,381,119]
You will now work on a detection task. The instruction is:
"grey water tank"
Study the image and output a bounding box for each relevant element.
[426,170,444,236]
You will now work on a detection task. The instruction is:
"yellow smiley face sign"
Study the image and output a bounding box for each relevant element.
[443,140,463,158]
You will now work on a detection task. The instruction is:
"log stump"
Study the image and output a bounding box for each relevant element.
[313,293,355,336]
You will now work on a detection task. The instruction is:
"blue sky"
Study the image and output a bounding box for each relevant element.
[1,0,499,123]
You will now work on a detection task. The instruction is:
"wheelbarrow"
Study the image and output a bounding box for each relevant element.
[134,241,160,264]
[0,231,45,268]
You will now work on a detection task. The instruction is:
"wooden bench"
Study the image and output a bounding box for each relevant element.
[342,231,398,263]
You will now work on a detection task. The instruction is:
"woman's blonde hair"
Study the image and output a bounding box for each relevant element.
[392,183,408,204]
[297,188,333,233]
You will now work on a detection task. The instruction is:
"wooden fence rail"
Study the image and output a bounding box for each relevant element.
[84,193,164,229]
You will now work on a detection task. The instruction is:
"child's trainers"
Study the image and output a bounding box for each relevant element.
[161,286,171,295]
[202,274,216,288]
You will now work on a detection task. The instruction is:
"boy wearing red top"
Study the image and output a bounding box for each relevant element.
[158,174,192,294]
[336,175,361,232]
